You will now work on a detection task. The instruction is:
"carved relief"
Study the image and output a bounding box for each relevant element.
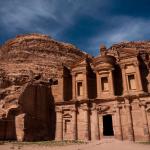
[96,105,110,113]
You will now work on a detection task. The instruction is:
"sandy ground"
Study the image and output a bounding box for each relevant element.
[0,139,150,150]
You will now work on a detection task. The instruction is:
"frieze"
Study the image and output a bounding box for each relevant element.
[90,103,97,111]
[96,105,110,113]
[62,105,76,111]
[113,103,123,110]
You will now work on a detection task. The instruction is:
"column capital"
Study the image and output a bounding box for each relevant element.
[71,107,77,112]
[124,98,131,108]
[91,103,97,111]
[114,103,122,109]
[125,103,131,108]
[80,103,88,111]
[139,101,147,107]
[55,106,63,113]
[133,61,140,67]
[71,72,76,76]
[120,63,126,69]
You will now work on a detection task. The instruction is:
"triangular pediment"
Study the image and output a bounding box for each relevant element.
[63,113,72,118]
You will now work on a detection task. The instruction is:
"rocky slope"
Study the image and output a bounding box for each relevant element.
[0,33,87,118]
[109,41,150,52]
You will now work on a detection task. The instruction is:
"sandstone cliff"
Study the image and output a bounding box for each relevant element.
[0,33,87,119]
[109,41,150,51]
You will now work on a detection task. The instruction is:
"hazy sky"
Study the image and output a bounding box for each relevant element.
[0,0,150,55]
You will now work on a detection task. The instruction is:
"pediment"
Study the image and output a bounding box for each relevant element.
[72,59,87,69]
[63,113,72,118]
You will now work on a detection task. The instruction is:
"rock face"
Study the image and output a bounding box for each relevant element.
[109,41,150,51]
[0,33,87,140]
[0,33,86,78]
[0,33,86,108]
[108,41,150,58]
[1,34,150,141]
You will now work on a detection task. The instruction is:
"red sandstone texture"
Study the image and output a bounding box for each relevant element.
[0,33,86,125]
[1,34,150,141]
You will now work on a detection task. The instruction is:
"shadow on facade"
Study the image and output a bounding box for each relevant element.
[0,82,56,141]
[0,110,17,141]
[138,54,149,92]
[20,83,56,141]
[114,64,123,95]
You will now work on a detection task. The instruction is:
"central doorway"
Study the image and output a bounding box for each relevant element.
[103,114,114,136]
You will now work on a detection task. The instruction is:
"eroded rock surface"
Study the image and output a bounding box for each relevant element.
[0,33,87,140]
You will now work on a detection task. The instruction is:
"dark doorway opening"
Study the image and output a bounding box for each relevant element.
[103,115,114,136]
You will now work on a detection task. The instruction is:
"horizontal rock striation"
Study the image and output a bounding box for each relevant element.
[0,33,87,121]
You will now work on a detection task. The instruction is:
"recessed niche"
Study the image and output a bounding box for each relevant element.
[77,82,83,96]
[128,74,136,90]
[101,77,109,91]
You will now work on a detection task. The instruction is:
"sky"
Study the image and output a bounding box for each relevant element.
[0,0,150,56]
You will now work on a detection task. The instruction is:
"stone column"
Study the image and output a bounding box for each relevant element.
[146,58,150,93]
[82,103,89,140]
[125,99,134,141]
[72,73,76,100]
[109,70,115,96]
[146,73,150,93]
[140,101,150,141]
[96,72,101,99]
[71,107,77,140]
[91,104,100,140]
[99,115,103,138]
[121,65,128,95]
[58,76,64,101]
[83,71,88,99]
[135,63,143,93]
[115,105,123,140]
[55,107,63,141]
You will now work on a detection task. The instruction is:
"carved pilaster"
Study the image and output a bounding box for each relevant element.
[72,73,76,100]
[114,104,123,140]
[91,104,100,140]
[96,72,101,99]
[83,71,88,99]
[146,73,150,93]
[140,101,150,141]
[120,64,128,95]
[55,106,63,141]
[134,63,143,93]
[125,99,134,141]
[71,107,77,140]
[110,70,115,96]
[80,103,89,140]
